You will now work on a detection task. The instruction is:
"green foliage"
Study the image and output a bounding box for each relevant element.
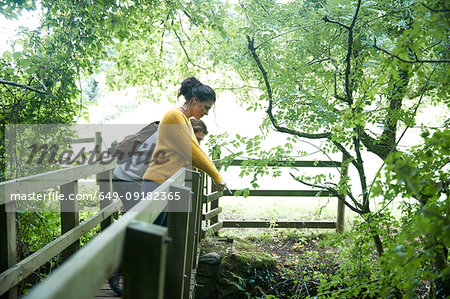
[2,0,449,296]
[314,128,449,297]
[372,128,450,296]
[0,0,193,180]
[198,0,449,296]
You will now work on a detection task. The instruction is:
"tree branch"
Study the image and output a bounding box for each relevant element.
[246,35,331,139]
[343,0,362,105]
[330,57,347,102]
[290,173,363,214]
[324,181,363,210]
[307,57,330,66]
[359,130,393,160]
[373,41,450,63]
[331,140,361,170]
[0,79,49,94]
[173,30,206,70]
[421,2,449,12]
[255,22,323,49]
[322,15,350,30]
[353,127,370,212]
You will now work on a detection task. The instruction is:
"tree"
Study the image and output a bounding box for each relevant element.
[0,0,191,180]
[146,0,448,295]
[205,0,449,294]
[2,0,448,295]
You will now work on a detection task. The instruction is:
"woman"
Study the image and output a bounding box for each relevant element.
[107,118,210,296]
[141,76,226,222]
[112,119,209,211]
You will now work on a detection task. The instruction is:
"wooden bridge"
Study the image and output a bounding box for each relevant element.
[0,133,347,299]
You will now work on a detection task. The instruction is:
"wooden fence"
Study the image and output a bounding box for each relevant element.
[0,132,111,299]
[1,131,349,298]
[0,132,206,299]
[0,166,205,298]
[202,155,349,235]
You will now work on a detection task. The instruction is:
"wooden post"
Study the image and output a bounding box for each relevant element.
[337,154,348,234]
[164,184,191,299]
[0,202,17,299]
[210,146,220,234]
[123,220,168,299]
[193,173,204,264]
[60,181,80,262]
[97,170,113,231]
[183,170,201,297]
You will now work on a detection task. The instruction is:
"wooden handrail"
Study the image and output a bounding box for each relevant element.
[23,168,188,299]
[1,131,124,299]
[0,200,122,295]
[0,162,116,205]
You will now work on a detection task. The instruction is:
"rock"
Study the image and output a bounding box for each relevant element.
[199,252,221,264]
[195,238,278,299]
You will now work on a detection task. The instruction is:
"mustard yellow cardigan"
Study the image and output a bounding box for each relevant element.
[143,108,223,184]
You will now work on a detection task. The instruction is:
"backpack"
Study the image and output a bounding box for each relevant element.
[115,121,159,162]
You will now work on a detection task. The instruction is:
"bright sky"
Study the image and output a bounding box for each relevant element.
[0,9,41,53]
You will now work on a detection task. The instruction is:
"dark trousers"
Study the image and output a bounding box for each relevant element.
[112,178,141,211]
[141,179,167,226]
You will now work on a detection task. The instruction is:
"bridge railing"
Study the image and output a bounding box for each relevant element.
[1,128,206,299]
[21,167,203,299]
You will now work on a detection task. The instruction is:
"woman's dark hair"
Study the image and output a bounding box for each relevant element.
[191,119,208,135]
[178,76,216,103]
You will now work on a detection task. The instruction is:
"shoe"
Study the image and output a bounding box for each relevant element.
[108,271,123,296]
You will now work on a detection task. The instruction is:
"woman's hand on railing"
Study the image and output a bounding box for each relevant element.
[216,181,227,192]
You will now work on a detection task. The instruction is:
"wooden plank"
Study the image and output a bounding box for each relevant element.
[222,220,336,229]
[230,159,341,167]
[165,184,191,299]
[203,221,223,236]
[0,162,116,205]
[229,189,333,197]
[60,181,80,262]
[202,207,222,221]
[70,138,95,144]
[209,178,219,236]
[0,200,122,296]
[22,167,186,299]
[0,203,17,299]
[123,221,168,299]
[97,170,113,231]
[204,191,223,203]
[184,171,200,297]
[193,174,204,268]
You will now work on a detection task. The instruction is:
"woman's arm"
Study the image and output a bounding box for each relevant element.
[191,141,223,184]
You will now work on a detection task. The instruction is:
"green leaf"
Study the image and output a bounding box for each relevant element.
[21,59,31,68]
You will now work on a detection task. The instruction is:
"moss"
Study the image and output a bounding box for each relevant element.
[198,237,278,298]
[226,238,278,270]
[200,237,233,257]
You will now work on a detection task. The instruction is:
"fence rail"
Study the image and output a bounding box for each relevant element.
[202,155,349,235]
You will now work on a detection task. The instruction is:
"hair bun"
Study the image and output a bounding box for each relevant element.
[178,76,216,103]
[178,76,202,98]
